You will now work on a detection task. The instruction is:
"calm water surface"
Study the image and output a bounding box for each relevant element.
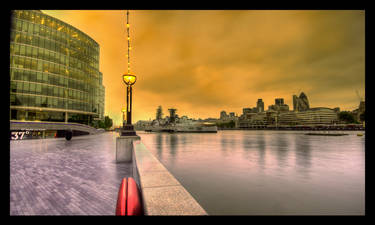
[138,130,365,215]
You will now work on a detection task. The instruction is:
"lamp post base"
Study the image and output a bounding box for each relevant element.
[116,135,140,163]
[121,124,137,136]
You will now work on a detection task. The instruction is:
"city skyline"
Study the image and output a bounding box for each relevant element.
[43,10,365,126]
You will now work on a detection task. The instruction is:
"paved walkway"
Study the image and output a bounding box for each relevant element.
[10,132,132,215]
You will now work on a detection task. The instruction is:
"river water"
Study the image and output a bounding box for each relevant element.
[138,130,365,215]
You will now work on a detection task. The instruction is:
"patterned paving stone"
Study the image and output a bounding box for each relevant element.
[10,132,132,215]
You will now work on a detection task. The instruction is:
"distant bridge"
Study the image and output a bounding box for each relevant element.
[10,120,102,137]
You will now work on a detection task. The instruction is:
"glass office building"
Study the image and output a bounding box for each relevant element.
[10,10,105,125]
[278,107,338,125]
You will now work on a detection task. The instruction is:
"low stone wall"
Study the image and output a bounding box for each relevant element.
[10,120,100,134]
[132,141,207,215]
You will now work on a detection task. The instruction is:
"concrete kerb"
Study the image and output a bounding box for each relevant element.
[131,141,207,215]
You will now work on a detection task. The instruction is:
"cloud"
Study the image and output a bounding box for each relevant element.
[43,10,365,126]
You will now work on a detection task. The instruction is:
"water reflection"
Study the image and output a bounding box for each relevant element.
[139,131,364,215]
[36,139,49,153]
[170,134,178,157]
[181,134,187,145]
[155,133,163,159]
[220,133,228,152]
[275,134,289,168]
[294,134,312,177]
[256,133,266,169]
[242,134,254,149]
[221,132,237,153]
[63,139,72,149]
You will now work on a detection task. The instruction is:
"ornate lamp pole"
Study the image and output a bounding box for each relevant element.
[121,10,137,136]
[121,73,137,136]
[122,107,126,125]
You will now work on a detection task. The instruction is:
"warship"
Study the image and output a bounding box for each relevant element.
[143,107,217,133]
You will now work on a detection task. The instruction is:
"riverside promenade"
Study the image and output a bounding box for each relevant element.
[10,132,132,215]
[10,131,206,215]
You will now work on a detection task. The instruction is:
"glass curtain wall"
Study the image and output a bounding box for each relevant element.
[10,10,104,124]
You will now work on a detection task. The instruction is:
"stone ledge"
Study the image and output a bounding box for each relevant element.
[138,171,181,188]
[142,185,207,215]
[133,142,207,215]
[117,135,141,140]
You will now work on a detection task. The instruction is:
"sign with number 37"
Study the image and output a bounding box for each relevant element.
[10,131,29,140]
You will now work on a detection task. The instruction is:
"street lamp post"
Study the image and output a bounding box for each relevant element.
[122,108,126,126]
[115,10,140,163]
[121,73,137,136]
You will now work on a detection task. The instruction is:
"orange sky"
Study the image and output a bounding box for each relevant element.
[43,10,365,127]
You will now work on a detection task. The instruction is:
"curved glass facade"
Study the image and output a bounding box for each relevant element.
[10,10,105,124]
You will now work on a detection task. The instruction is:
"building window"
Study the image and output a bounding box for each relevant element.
[13,44,20,55]
[32,47,38,58]
[29,96,35,107]
[28,22,33,34]
[16,19,22,31]
[35,83,41,94]
[24,58,31,69]
[20,45,25,56]
[31,59,37,71]
[29,83,35,94]
[23,82,29,93]
[22,20,28,32]
[35,96,41,107]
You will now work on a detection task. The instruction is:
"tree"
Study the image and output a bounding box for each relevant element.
[216,120,236,128]
[98,120,105,129]
[103,116,113,129]
[359,112,365,122]
[338,111,357,124]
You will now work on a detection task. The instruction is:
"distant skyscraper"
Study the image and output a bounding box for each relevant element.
[243,108,252,115]
[257,99,264,112]
[275,98,284,106]
[293,95,298,111]
[299,92,309,109]
[220,111,228,120]
[293,92,310,111]
[268,98,289,112]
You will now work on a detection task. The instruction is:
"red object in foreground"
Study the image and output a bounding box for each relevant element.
[116,178,127,216]
[116,177,142,216]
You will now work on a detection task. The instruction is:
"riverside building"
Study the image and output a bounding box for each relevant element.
[238,112,268,128]
[10,10,105,125]
[256,99,264,112]
[278,107,338,126]
[268,98,289,112]
[239,92,338,128]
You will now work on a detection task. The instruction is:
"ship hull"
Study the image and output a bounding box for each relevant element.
[176,130,217,133]
[144,125,217,133]
[175,126,217,133]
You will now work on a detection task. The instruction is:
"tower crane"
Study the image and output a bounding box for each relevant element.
[355,89,363,102]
